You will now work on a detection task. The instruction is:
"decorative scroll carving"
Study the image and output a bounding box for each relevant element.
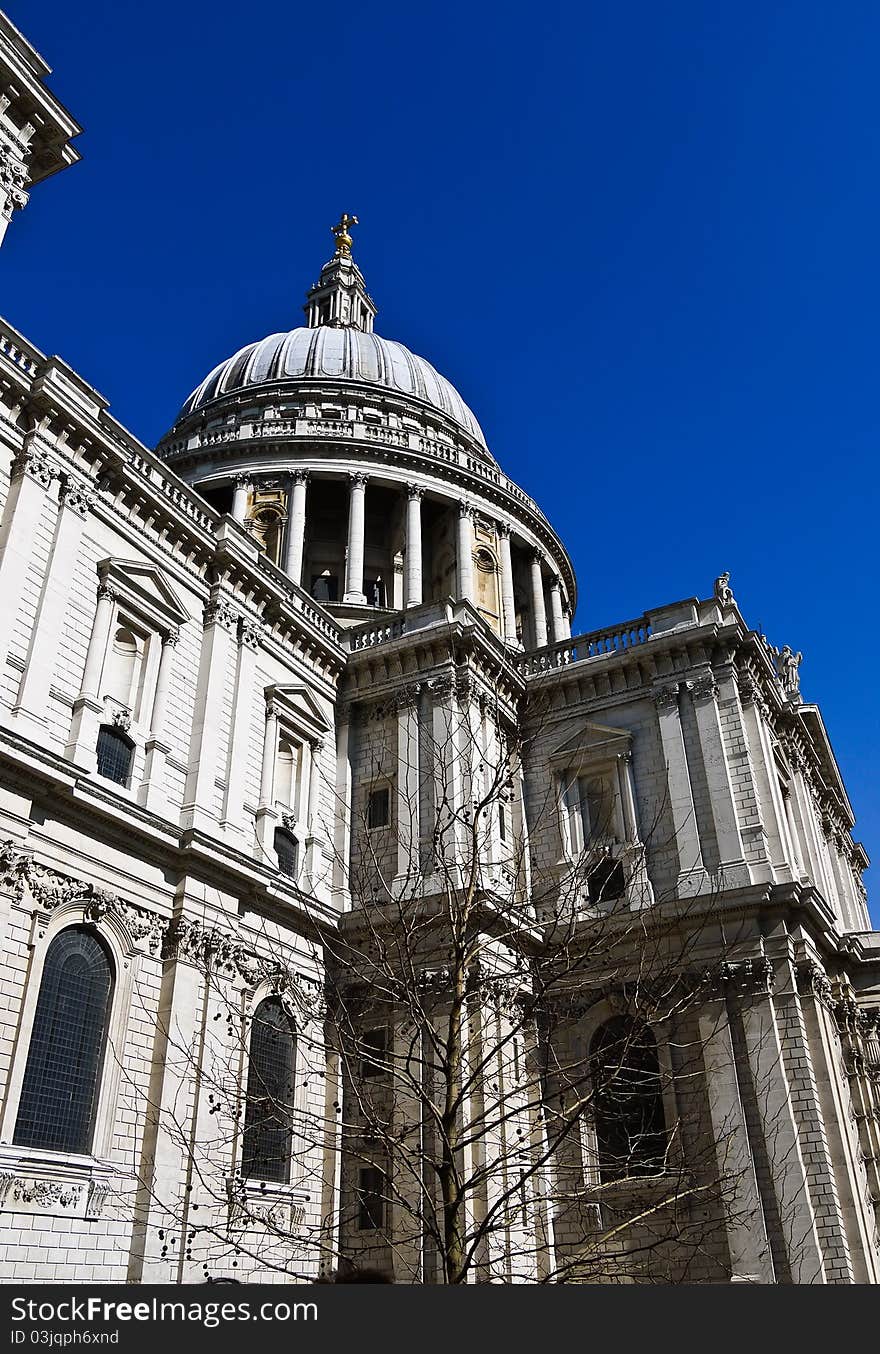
[0,145,29,215]
[797,960,834,1009]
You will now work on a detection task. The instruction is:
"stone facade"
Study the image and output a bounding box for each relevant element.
[0,13,878,1285]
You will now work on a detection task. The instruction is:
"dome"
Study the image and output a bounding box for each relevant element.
[177,327,488,452]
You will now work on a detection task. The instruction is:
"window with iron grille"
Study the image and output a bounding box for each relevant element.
[357,1166,385,1230]
[589,1016,667,1182]
[13,928,113,1153]
[96,725,133,786]
[274,828,299,878]
[241,998,296,1183]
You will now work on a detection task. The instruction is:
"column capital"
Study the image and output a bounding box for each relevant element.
[496,520,512,539]
[407,483,425,501]
[12,444,55,490]
[687,671,718,702]
[59,479,95,518]
[348,470,369,488]
[232,472,253,489]
[548,573,563,593]
[239,617,263,651]
[265,698,281,720]
[652,683,680,711]
[96,581,117,604]
[530,547,545,568]
[458,499,475,519]
[162,626,181,648]
[203,597,238,632]
[289,468,310,486]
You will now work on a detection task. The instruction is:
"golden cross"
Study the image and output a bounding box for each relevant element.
[331,213,359,256]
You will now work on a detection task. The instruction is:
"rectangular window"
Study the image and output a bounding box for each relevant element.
[368,786,390,830]
[360,1028,388,1079]
[357,1167,385,1230]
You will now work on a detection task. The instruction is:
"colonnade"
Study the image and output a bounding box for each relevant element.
[229,470,572,646]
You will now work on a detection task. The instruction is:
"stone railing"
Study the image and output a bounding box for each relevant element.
[517,617,652,676]
[0,323,42,379]
[347,618,406,652]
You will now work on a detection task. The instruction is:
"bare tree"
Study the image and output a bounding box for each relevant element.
[120,668,772,1286]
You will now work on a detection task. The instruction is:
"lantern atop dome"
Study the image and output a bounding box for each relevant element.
[304,212,376,332]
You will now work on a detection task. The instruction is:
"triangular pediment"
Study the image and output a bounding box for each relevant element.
[98,558,191,627]
[548,719,631,768]
[266,683,331,739]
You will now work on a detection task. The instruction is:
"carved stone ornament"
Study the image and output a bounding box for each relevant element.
[0,145,29,215]
[59,480,95,518]
[393,683,421,713]
[407,483,425,501]
[203,597,238,632]
[0,841,166,953]
[239,617,263,651]
[714,572,735,607]
[796,960,835,1009]
[161,919,326,1022]
[688,672,717,702]
[708,956,775,996]
[8,1179,83,1210]
[11,444,55,490]
[652,683,680,712]
[428,673,455,701]
[110,705,132,733]
[348,470,369,488]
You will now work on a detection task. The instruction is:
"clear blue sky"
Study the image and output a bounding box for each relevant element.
[5,1,879,917]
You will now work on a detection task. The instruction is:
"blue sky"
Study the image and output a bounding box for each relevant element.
[5,1,879,916]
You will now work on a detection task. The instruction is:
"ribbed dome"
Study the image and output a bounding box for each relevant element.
[178,327,487,450]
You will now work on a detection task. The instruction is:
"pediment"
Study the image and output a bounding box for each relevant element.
[265,683,331,741]
[547,719,631,769]
[97,558,191,628]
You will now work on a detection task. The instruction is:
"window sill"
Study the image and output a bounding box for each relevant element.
[225,1175,311,1234]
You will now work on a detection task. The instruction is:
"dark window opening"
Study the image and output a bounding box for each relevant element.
[588,857,625,904]
[242,998,296,1184]
[96,726,134,787]
[360,1029,388,1079]
[311,574,339,603]
[367,787,390,830]
[274,828,298,879]
[357,1166,385,1230]
[14,927,113,1153]
[589,1016,667,1183]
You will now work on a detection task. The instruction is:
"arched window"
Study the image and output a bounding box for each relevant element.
[104,626,142,710]
[96,725,134,786]
[274,827,298,879]
[589,1016,667,1182]
[14,928,114,1153]
[275,739,300,812]
[241,997,297,1183]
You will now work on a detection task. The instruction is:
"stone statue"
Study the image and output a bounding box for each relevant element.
[779,645,803,699]
[714,572,734,607]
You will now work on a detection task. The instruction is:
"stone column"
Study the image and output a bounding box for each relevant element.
[688,671,750,888]
[395,686,421,883]
[64,578,118,769]
[562,608,572,639]
[282,470,309,585]
[405,485,424,608]
[652,683,705,893]
[548,575,566,645]
[13,479,94,734]
[529,551,548,649]
[220,618,262,838]
[457,502,475,604]
[256,697,280,849]
[343,472,368,603]
[138,627,180,814]
[0,442,56,667]
[304,738,325,890]
[497,523,518,645]
[231,474,251,523]
[333,705,353,909]
[697,994,775,1282]
[180,596,238,834]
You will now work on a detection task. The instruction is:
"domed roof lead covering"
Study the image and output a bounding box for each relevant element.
[178,327,487,450]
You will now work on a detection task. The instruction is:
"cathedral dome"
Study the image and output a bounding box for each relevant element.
[177,326,487,452]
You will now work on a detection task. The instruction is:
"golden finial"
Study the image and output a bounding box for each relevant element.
[331,212,359,258]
